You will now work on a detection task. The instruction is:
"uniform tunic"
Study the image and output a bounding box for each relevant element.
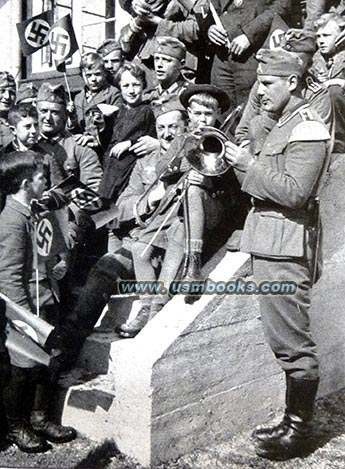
[240,101,330,379]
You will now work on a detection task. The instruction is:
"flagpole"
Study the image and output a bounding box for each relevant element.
[33,221,40,317]
[63,71,72,102]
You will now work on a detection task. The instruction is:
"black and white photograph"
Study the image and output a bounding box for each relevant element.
[1,1,345,468]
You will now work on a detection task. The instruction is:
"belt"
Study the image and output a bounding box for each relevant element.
[252,197,317,213]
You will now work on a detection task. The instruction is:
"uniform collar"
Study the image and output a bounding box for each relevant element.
[277,100,309,127]
[157,79,184,96]
[5,196,32,218]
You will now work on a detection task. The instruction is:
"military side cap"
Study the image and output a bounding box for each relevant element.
[180,84,230,113]
[282,29,316,54]
[256,48,305,77]
[16,82,38,103]
[155,36,186,61]
[0,72,16,89]
[37,83,66,105]
[96,39,122,57]
[152,94,187,118]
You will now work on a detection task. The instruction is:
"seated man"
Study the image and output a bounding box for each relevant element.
[309,11,345,152]
[0,151,76,453]
[0,72,16,150]
[117,85,230,338]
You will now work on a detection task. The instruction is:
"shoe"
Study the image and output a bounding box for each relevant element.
[31,411,77,444]
[253,377,319,460]
[116,304,151,338]
[7,419,49,453]
[184,251,202,281]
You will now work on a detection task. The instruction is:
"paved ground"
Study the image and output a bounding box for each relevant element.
[1,387,345,469]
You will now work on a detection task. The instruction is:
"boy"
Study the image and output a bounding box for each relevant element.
[0,151,76,453]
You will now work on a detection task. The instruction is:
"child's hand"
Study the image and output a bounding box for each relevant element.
[130,136,160,156]
[66,101,76,115]
[110,141,132,159]
[52,259,68,280]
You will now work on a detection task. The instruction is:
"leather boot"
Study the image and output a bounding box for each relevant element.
[30,411,77,444]
[254,377,319,460]
[184,251,203,304]
[6,418,48,453]
[116,304,152,338]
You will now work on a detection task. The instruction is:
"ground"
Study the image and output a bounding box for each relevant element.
[1,387,345,469]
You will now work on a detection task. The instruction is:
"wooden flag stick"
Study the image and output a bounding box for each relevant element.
[63,71,72,102]
[33,221,40,317]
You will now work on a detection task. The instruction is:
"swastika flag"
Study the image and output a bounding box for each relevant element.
[35,211,67,261]
[16,10,54,57]
[49,14,79,72]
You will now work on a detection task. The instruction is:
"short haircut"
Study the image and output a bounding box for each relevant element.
[80,52,105,73]
[115,61,147,89]
[8,103,38,127]
[0,150,43,195]
[188,93,221,112]
[315,12,345,31]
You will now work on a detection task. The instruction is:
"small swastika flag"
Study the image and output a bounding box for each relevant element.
[16,10,54,57]
[35,211,67,261]
[48,14,79,72]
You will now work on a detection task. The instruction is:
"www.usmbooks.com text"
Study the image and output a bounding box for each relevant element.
[118,278,297,296]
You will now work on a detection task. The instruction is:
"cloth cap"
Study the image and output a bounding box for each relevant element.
[152,94,187,119]
[256,48,305,77]
[16,82,38,103]
[180,84,230,113]
[96,39,122,57]
[154,36,186,61]
[37,83,66,105]
[0,72,16,89]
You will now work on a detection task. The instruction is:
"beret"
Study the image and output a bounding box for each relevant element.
[256,48,305,77]
[37,82,66,105]
[152,94,187,119]
[16,82,38,103]
[180,84,230,113]
[154,36,186,61]
[0,72,16,89]
[96,39,122,57]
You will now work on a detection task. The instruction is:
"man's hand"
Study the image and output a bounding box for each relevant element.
[148,181,166,208]
[224,141,254,172]
[229,34,251,56]
[132,0,152,16]
[66,101,76,115]
[208,24,229,47]
[187,169,206,186]
[130,136,160,156]
[110,140,132,159]
[74,134,98,147]
[52,259,68,281]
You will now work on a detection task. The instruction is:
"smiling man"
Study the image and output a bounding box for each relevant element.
[224,48,331,460]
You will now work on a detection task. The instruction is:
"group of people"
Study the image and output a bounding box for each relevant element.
[0,0,344,462]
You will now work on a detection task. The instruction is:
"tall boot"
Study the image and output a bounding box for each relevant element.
[254,376,319,460]
[3,367,48,453]
[184,247,203,305]
[31,383,77,444]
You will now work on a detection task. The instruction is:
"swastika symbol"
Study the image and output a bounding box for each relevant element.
[25,19,50,48]
[269,29,285,50]
[49,26,71,60]
[71,188,102,210]
[36,219,53,257]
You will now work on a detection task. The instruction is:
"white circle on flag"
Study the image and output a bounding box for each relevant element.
[269,29,286,50]
[49,26,71,60]
[25,19,51,48]
[12,320,39,343]
[36,218,53,257]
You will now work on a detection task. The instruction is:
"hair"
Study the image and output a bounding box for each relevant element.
[80,52,105,73]
[0,151,42,195]
[188,93,221,112]
[114,61,147,89]
[315,12,345,31]
[8,103,38,127]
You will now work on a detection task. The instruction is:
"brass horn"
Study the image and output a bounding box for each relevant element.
[183,126,230,177]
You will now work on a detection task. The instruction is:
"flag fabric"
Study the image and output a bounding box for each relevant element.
[264,15,289,50]
[34,211,67,261]
[48,14,79,72]
[16,10,54,56]
[53,175,103,213]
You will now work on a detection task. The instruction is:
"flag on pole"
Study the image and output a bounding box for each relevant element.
[16,10,54,56]
[48,14,79,72]
[35,211,68,261]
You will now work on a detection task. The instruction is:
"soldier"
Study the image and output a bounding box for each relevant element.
[0,72,16,151]
[16,82,38,106]
[224,48,331,460]
[96,39,123,86]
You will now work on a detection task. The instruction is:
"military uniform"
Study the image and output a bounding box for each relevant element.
[240,101,330,378]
